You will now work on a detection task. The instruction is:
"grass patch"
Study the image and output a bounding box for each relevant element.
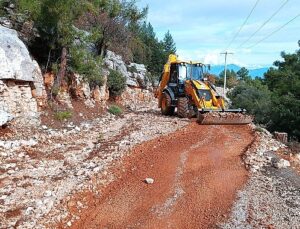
[54,111,73,121]
[108,105,123,116]
[255,126,265,133]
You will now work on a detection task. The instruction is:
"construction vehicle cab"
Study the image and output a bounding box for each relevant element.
[155,54,252,125]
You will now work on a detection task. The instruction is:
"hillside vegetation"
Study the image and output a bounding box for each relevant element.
[1,1,299,140]
[1,0,176,88]
[227,42,300,140]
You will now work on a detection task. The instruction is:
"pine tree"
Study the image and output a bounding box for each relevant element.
[163,30,176,55]
[237,67,250,81]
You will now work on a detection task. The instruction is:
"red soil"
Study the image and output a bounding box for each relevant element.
[68,123,254,229]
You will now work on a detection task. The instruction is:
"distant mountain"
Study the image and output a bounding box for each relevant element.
[210,64,269,78]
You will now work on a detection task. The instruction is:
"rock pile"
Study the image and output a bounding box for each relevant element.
[243,125,287,173]
[222,125,300,228]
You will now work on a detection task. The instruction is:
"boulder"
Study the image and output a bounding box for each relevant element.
[0,110,14,126]
[144,178,154,184]
[273,158,291,169]
[128,63,147,74]
[0,26,43,85]
[0,25,46,125]
[104,50,150,88]
[104,50,128,77]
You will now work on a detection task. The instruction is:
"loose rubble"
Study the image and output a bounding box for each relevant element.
[221,125,300,228]
[0,105,188,228]
[272,158,291,169]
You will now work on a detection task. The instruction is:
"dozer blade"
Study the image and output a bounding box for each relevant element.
[197,110,253,125]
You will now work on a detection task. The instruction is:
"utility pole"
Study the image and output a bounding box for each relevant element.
[220,51,234,97]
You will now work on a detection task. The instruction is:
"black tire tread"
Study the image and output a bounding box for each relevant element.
[177,97,189,118]
[161,92,175,116]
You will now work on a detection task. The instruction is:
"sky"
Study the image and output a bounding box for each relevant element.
[137,0,300,68]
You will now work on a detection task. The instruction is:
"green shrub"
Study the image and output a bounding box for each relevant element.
[54,111,72,121]
[108,105,123,116]
[51,85,60,97]
[107,70,126,98]
[69,46,103,88]
[255,126,265,133]
[146,72,159,86]
[228,81,272,124]
[127,65,138,73]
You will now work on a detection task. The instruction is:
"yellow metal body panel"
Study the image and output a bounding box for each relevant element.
[156,54,178,107]
[156,54,225,110]
[184,80,225,110]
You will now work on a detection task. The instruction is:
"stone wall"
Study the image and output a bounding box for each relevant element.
[0,80,40,125]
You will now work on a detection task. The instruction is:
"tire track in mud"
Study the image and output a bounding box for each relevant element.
[69,124,254,229]
[152,128,216,218]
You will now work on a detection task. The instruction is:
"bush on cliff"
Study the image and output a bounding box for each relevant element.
[69,46,104,88]
[107,70,126,98]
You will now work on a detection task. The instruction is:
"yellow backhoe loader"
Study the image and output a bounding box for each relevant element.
[155,54,252,125]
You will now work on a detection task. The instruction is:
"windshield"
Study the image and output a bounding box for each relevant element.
[187,64,203,80]
[178,64,204,81]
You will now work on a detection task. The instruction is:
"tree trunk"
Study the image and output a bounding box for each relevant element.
[52,47,67,98]
[56,47,67,86]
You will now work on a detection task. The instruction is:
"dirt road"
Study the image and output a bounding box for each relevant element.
[71,123,254,229]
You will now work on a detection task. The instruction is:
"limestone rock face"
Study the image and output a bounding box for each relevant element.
[66,73,109,107]
[104,50,151,88]
[0,26,45,98]
[73,74,91,99]
[0,110,14,126]
[0,25,45,126]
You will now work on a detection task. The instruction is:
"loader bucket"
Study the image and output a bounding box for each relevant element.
[197,109,253,125]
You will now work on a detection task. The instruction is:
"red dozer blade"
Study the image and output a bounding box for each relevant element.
[197,109,253,125]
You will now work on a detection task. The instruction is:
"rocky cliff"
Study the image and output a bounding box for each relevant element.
[0,25,156,127]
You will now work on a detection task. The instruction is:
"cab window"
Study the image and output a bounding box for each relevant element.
[178,65,187,81]
[169,64,178,83]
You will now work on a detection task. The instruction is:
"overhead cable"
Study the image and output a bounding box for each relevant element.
[226,0,261,50]
[248,12,300,48]
[238,0,290,48]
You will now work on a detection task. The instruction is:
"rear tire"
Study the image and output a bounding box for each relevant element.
[177,97,189,118]
[161,92,175,116]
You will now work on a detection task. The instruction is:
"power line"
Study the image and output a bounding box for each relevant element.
[248,12,300,48]
[238,0,290,49]
[226,0,260,50]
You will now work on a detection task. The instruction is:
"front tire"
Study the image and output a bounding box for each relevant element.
[177,97,189,118]
[161,92,175,116]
